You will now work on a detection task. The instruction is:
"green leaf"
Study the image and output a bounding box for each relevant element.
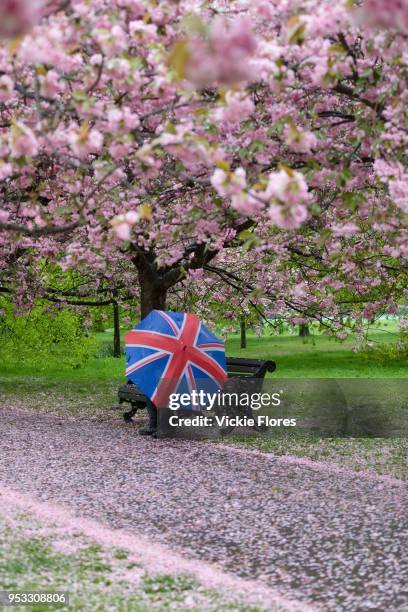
[215,159,231,172]
[167,39,190,80]
[287,16,306,45]
[329,44,346,54]
[181,13,206,35]
[237,229,254,240]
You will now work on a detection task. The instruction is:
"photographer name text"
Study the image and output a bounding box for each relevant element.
[168,415,297,427]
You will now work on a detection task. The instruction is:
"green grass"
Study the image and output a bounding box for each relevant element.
[226,332,407,377]
[0,327,406,419]
[219,436,408,480]
[96,320,407,377]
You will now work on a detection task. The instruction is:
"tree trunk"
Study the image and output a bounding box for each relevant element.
[138,268,168,319]
[299,323,310,337]
[240,317,247,349]
[113,301,121,358]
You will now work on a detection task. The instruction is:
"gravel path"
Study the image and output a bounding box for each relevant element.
[0,408,407,611]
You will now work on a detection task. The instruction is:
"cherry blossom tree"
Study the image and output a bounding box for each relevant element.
[0,0,407,329]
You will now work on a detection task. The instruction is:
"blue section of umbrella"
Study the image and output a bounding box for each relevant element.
[125,310,227,411]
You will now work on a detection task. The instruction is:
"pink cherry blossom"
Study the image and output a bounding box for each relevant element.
[111,210,140,241]
[268,202,308,230]
[231,193,264,216]
[0,75,14,102]
[0,0,43,38]
[10,123,39,158]
[0,0,406,331]
[389,177,408,213]
[211,167,247,198]
[125,211,140,224]
[185,17,257,88]
[0,163,13,180]
[284,124,317,154]
[331,223,359,237]
[95,24,128,57]
[69,128,103,159]
[212,91,255,126]
[40,70,64,99]
[263,169,310,206]
[354,0,408,34]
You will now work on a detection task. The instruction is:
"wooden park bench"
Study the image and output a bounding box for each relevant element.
[115,357,277,424]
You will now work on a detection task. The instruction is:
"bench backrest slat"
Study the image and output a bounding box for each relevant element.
[227,365,260,374]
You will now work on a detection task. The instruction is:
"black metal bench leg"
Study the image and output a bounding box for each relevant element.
[123,405,138,422]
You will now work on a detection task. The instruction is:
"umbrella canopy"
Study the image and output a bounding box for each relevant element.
[125,310,228,410]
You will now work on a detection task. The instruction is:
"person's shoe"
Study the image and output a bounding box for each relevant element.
[138,427,156,436]
[151,431,166,439]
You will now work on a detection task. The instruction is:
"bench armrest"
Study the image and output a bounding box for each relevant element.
[256,360,277,377]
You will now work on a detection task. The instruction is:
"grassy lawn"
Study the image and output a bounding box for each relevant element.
[1,323,407,478]
[226,331,406,378]
[95,319,406,377]
[219,436,408,480]
[1,329,406,418]
[0,357,124,419]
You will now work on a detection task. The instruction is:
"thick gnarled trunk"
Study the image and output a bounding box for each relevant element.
[138,267,168,319]
[135,236,222,320]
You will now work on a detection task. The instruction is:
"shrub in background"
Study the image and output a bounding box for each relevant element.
[0,300,96,369]
[362,320,408,365]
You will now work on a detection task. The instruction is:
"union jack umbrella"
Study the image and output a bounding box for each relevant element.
[125,310,228,410]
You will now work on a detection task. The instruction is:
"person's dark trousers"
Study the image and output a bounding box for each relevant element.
[146,397,157,430]
[146,400,173,437]
[143,399,173,437]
